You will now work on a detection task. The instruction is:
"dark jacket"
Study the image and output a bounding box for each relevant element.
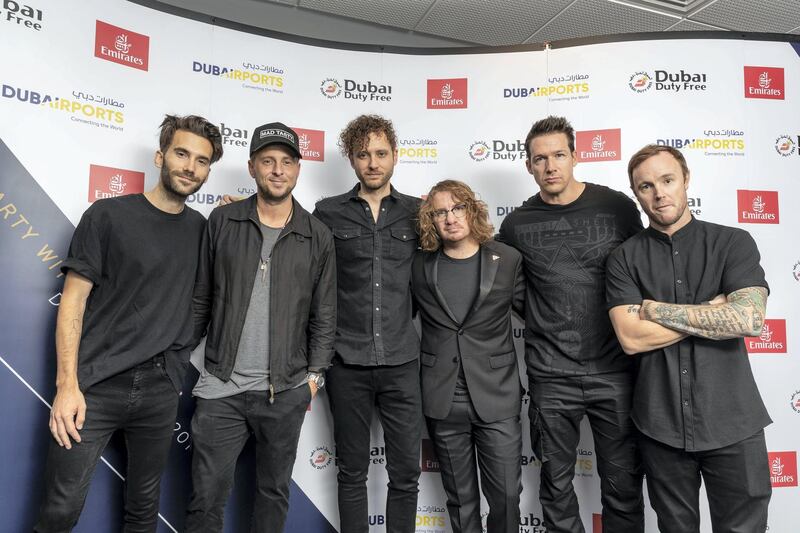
[193,195,336,395]
[411,240,525,422]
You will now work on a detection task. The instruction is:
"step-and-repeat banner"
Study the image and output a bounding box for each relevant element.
[1,1,798,531]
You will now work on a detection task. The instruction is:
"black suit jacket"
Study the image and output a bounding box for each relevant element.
[411,239,525,422]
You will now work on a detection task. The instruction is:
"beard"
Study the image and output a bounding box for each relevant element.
[160,164,204,199]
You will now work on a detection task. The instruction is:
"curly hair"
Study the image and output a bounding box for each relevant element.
[338,114,398,159]
[418,180,494,252]
[524,115,575,160]
[159,114,224,163]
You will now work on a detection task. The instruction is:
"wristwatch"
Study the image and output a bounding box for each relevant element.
[306,372,325,388]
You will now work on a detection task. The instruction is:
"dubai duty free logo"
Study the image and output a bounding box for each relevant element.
[320,78,341,99]
[628,71,652,92]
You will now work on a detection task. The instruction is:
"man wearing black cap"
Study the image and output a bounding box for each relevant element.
[185,122,337,532]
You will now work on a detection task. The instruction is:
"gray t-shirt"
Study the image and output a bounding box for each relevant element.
[193,224,282,399]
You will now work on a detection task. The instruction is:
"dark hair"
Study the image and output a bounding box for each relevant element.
[418,180,493,252]
[627,144,690,187]
[338,114,397,158]
[524,115,575,160]
[159,114,224,163]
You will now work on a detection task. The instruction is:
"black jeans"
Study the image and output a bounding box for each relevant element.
[34,355,179,533]
[639,429,771,533]
[529,372,644,533]
[326,358,422,533]
[184,385,311,533]
[426,399,522,533]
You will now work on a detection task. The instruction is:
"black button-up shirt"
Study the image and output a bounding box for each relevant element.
[313,185,421,366]
[606,218,772,451]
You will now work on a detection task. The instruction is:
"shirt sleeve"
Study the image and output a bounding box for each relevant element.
[59,205,103,285]
[605,246,643,309]
[720,229,769,295]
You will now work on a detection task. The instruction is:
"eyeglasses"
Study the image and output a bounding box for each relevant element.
[431,204,467,221]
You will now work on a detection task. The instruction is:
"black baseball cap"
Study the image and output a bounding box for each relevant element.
[249,122,302,159]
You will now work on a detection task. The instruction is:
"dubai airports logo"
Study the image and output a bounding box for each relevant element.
[658,129,745,157]
[292,127,324,161]
[416,505,446,530]
[576,129,621,162]
[469,141,491,162]
[769,451,797,487]
[94,20,149,71]
[319,77,392,102]
[309,445,333,470]
[88,164,144,203]
[192,61,284,94]
[504,73,590,101]
[427,78,467,109]
[629,69,708,93]
[746,319,787,353]
[398,138,438,165]
[744,66,784,100]
[775,135,797,157]
[629,72,652,92]
[737,190,779,224]
[575,448,594,477]
[420,438,440,472]
[0,0,43,31]
[320,78,341,98]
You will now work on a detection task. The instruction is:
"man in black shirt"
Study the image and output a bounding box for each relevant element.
[498,116,644,533]
[412,180,525,533]
[606,144,771,532]
[186,123,336,532]
[313,115,421,533]
[35,115,224,533]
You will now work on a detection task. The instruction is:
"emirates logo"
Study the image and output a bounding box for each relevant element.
[114,34,132,53]
[751,195,765,213]
[440,83,454,99]
[108,174,126,195]
[759,323,773,342]
[591,134,605,152]
[298,133,310,151]
[758,71,771,89]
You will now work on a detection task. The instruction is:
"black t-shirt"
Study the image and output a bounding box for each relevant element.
[606,218,772,451]
[60,194,205,392]
[498,183,643,377]
[437,250,481,397]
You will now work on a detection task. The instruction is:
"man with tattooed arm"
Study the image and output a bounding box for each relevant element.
[606,144,772,533]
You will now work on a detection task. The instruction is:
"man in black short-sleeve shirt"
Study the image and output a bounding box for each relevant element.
[35,115,223,533]
[606,144,771,532]
[498,116,644,533]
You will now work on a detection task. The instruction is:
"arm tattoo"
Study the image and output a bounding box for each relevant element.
[642,287,767,340]
[627,304,640,314]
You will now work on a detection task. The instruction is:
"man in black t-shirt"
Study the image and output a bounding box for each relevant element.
[606,144,771,532]
[498,116,644,533]
[35,115,223,533]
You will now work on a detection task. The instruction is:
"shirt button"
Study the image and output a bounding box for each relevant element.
[682,368,688,374]
[381,208,385,211]
[458,329,464,335]
[375,283,380,287]
[683,400,689,406]
[375,333,380,337]
[677,279,682,284]
[375,307,380,311]
[375,256,379,260]
[674,250,679,255]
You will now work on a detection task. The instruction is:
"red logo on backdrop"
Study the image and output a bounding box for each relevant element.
[420,439,440,472]
[592,513,602,533]
[737,190,779,224]
[94,20,149,71]
[744,66,784,100]
[291,127,325,162]
[427,78,468,109]
[746,319,787,353]
[768,451,797,487]
[576,129,621,162]
[88,165,144,203]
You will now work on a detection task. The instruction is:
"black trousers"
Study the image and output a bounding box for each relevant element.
[639,429,771,533]
[426,399,522,533]
[184,385,311,533]
[529,372,644,533]
[34,355,179,533]
[326,358,422,533]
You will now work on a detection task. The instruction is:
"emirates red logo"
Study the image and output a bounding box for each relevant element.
[94,20,149,71]
[88,164,144,203]
[420,438,440,472]
[737,190,779,224]
[746,319,787,353]
[576,129,621,162]
[292,127,325,162]
[427,78,468,109]
[768,451,797,487]
[744,66,784,100]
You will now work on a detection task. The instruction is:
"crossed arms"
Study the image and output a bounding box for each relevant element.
[609,286,767,355]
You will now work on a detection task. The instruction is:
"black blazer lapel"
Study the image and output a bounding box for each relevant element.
[463,244,500,323]
[424,251,459,325]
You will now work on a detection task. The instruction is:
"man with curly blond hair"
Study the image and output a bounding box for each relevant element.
[313,115,422,533]
[413,180,525,533]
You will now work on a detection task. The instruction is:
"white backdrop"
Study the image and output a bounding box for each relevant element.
[1,1,798,531]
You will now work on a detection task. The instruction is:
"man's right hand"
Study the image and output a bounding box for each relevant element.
[49,384,86,449]
[219,194,243,206]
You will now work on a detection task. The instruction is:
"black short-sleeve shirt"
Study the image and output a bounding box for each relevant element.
[606,217,772,451]
[61,194,205,392]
